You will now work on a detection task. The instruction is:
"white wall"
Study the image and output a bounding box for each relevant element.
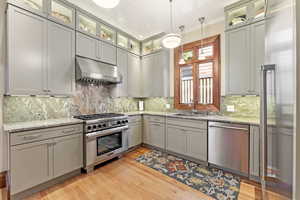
[0,1,6,172]
[169,20,226,97]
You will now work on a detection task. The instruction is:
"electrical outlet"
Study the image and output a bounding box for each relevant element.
[227,105,235,112]
[165,104,171,109]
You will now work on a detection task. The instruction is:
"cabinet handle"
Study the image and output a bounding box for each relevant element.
[22,135,42,140]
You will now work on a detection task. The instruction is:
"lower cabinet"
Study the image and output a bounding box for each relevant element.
[166,124,207,161]
[9,125,83,195]
[143,116,166,149]
[128,122,142,148]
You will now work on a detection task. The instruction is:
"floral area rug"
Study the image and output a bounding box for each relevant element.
[136,150,240,200]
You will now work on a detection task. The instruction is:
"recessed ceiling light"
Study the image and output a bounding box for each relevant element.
[93,0,120,8]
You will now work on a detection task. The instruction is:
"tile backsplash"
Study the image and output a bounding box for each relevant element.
[3,82,261,123]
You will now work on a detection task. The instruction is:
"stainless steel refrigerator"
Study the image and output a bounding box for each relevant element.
[260,0,295,198]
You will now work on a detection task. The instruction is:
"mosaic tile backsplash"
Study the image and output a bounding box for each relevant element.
[3,82,261,123]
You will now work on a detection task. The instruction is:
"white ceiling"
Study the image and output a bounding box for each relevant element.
[68,0,238,40]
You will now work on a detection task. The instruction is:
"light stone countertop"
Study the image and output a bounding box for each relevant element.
[124,111,261,126]
[3,118,84,133]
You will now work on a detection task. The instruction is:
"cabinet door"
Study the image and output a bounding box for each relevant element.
[76,32,97,60]
[128,53,142,97]
[143,117,151,145]
[186,129,207,161]
[101,42,117,65]
[112,48,128,97]
[250,21,265,94]
[47,21,75,95]
[166,126,187,154]
[48,0,75,28]
[53,134,83,178]
[10,140,52,194]
[149,123,165,149]
[250,126,260,177]
[141,54,155,97]
[128,123,142,148]
[225,26,251,95]
[8,0,47,17]
[154,50,170,97]
[7,6,47,95]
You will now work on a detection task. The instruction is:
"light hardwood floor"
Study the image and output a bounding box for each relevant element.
[2,147,288,200]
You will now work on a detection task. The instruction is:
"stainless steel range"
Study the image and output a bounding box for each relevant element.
[74,113,129,172]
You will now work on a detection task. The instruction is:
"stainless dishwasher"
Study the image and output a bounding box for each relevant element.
[208,121,249,175]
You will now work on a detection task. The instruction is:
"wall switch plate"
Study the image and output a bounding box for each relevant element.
[227,105,235,112]
[165,104,171,109]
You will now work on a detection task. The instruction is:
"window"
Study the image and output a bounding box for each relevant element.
[174,35,221,111]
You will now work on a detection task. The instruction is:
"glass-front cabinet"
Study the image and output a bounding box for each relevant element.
[129,39,140,55]
[225,0,265,30]
[78,13,97,36]
[49,0,75,27]
[9,0,46,16]
[153,38,162,51]
[142,37,163,55]
[117,33,129,49]
[99,24,116,44]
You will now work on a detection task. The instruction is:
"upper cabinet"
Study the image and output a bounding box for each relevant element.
[129,39,140,55]
[48,0,75,28]
[117,33,129,49]
[8,0,47,17]
[77,13,97,36]
[142,37,163,56]
[7,5,75,96]
[99,24,116,44]
[225,0,265,30]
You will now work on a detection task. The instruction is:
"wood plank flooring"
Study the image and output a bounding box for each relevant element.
[2,147,288,200]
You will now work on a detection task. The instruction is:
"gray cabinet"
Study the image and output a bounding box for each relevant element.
[100,41,117,65]
[225,25,251,95]
[186,129,207,161]
[10,140,52,195]
[76,32,97,60]
[8,0,48,17]
[141,50,170,97]
[128,123,142,148]
[53,134,83,178]
[47,21,75,95]
[225,20,265,95]
[48,0,75,28]
[9,124,83,195]
[149,123,165,149]
[250,125,260,177]
[7,6,47,95]
[166,125,187,154]
[112,48,128,97]
[7,6,75,96]
[128,53,142,97]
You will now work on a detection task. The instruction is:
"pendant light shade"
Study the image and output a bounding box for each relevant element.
[162,0,181,49]
[162,33,181,49]
[93,0,120,8]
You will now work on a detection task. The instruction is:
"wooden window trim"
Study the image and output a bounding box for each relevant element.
[174,35,221,111]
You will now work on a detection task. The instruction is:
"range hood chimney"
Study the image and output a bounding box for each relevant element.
[76,56,122,84]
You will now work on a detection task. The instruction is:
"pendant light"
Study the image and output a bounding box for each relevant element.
[198,17,206,60]
[179,25,185,65]
[93,0,120,8]
[162,0,181,49]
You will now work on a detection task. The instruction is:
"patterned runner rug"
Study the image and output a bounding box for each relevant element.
[136,150,240,200]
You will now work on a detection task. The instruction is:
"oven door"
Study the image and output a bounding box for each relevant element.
[85,126,128,169]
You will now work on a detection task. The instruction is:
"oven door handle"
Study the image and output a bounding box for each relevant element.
[86,126,129,140]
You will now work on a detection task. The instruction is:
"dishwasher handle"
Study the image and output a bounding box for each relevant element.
[208,124,249,131]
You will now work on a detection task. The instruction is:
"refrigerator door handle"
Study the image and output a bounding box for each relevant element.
[260,64,275,184]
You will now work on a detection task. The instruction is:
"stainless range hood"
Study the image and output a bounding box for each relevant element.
[76,56,122,84]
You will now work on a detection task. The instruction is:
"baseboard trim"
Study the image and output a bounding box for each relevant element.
[0,172,7,189]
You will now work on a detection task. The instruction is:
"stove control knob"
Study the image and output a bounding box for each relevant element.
[87,126,92,130]
[98,124,102,128]
[122,120,126,124]
[125,120,128,123]
[117,121,121,124]
[103,124,106,127]
[93,125,97,129]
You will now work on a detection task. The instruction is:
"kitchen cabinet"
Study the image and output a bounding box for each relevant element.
[250,125,260,177]
[128,53,142,97]
[99,41,117,65]
[47,21,75,95]
[112,48,128,97]
[76,32,98,60]
[225,21,265,95]
[141,50,170,97]
[53,134,83,178]
[117,33,129,49]
[7,6,47,95]
[8,0,48,17]
[186,129,207,161]
[99,24,116,44]
[48,0,75,28]
[128,115,142,148]
[10,140,52,195]
[77,12,97,37]
[166,125,187,154]
[143,115,165,149]
[9,124,83,195]
[7,6,75,96]
[225,25,251,95]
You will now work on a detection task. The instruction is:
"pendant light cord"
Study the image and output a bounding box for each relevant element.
[170,0,173,32]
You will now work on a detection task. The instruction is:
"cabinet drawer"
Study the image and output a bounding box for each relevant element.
[10,124,83,146]
[167,118,207,130]
[129,115,142,123]
[144,115,165,123]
